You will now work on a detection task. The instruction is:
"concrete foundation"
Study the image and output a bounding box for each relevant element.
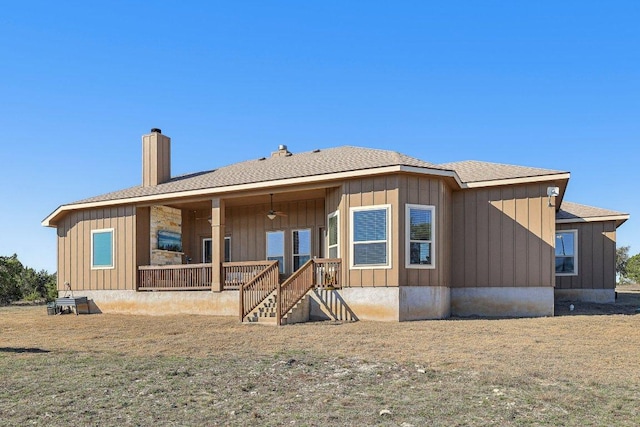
[451,287,554,318]
[554,289,615,303]
[284,296,310,324]
[309,286,450,322]
[399,286,450,321]
[309,289,359,321]
[64,286,557,320]
[65,290,239,316]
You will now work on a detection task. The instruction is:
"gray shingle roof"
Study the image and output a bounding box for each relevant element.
[437,160,566,183]
[557,201,629,221]
[74,146,443,204]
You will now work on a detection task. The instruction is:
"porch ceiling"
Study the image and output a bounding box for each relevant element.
[164,187,329,210]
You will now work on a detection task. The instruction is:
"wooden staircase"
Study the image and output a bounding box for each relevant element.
[245,291,309,325]
[240,258,342,326]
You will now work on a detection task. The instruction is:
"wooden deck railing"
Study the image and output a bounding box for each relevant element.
[313,258,342,288]
[138,263,212,291]
[277,260,314,326]
[277,258,342,326]
[239,260,279,321]
[223,261,276,291]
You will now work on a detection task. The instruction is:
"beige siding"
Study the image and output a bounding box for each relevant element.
[136,207,150,266]
[397,176,452,287]
[451,183,556,288]
[342,176,400,287]
[556,221,617,290]
[224,198,325,274]
[142,132,171,186]
[56,206,137,292]
[180,208,211,263]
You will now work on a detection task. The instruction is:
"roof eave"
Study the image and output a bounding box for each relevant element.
[461,173,570,189]
[556,214,630,228]
[42,165,460,227]
[42,206,64,228]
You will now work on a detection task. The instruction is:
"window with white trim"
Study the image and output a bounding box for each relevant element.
[556,230,578,275]
[350,205,391,268]
[267,231,285,274]
[406,204,435,268]
[292,229,311,271]
[327,211,339,258]
[91,228,114,269]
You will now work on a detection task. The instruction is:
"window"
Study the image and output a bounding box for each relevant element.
[556,230,578,275]
[267,231,285,274]
[406,204,435,268]
[91,229,114,269]
[292,229,311,271]
[224,236,231,263]
[203,238,212,263]
[202,237,231,263]
[350,205,391,268]
[327,211,339,258]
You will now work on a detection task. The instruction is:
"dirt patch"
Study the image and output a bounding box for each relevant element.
[1,293,639,426]
[555,285,640,316]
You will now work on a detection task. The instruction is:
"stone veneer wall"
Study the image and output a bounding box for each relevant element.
[150,205,183,265]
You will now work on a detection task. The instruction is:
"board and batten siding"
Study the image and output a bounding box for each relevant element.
[223,198,325,272]
[555,221,616,290]
[57,206,137,292]
[451,183,556,288]
[398,175,452,287]
[342,175,400,287]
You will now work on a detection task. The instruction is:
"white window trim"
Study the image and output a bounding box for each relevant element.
[292,228,312,271]
[405,204,436,269]
[91,228,115,270]
[266,230,286,273]
[349,204,392,270]
[556,229,578,276]
[327,210,340,259]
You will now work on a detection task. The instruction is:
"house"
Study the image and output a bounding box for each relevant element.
[42,129,629,322]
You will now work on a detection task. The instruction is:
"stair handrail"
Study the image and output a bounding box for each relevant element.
[277,259,316,326]
[239,260,279,321]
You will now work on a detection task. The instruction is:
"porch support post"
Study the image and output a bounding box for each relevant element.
[211,197,226,292]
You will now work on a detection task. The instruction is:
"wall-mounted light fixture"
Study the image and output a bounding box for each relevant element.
[547,186,560,207]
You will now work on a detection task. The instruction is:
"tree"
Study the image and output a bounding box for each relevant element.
[616,246,630,279]
[0,254,57,304]
[626,254,640,285]
[0,254,24,304]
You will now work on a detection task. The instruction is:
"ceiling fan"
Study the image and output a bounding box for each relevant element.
[267,193,287,220]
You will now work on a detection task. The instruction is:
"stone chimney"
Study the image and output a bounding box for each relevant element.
[142,128,171,187]
[271,144,292,158]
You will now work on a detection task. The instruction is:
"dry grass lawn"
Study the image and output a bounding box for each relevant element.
[1,286,640,426]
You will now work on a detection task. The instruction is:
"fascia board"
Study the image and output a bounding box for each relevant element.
[42,165,461,227]
[461,173,571,189]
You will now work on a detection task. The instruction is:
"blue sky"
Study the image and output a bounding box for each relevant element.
[1,1,638,272]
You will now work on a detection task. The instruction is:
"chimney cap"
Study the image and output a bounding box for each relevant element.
[278,144,287,151]
[151,128,162,134]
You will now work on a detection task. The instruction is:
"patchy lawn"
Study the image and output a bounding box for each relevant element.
[1,288,639,426]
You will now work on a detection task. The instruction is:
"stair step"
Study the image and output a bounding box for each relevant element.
[243,288,311,325]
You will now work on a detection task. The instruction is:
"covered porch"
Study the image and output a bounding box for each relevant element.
[137,258,342,324]
[134,187,344,322]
